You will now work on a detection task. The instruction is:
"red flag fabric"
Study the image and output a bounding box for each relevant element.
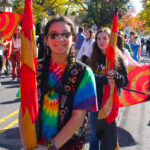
[6,41,12,60]
[20,0,38,148]
[0,12,22,41]
[119,64,150,107]
[21,0,38,123]
[98,11,119,124]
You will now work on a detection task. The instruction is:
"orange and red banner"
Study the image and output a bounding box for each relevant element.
[20,0,38,148]
[119,65,150,107]
[0,12,22,41]
[21,0,38,124]
[98,10,119,124]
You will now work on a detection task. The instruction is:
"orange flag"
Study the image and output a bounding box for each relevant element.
[21,0,38,149]
[0,12,22,41]
[98,9,119,124]
[119,65,150,107]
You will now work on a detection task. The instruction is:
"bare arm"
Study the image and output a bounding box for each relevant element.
[20,108,87,150]
[53,109,87,148]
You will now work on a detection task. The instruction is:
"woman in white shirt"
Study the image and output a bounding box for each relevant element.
[10,26,21,81]
[77,29,95,64]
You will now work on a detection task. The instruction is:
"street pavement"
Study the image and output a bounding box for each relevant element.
[0,47,150,150]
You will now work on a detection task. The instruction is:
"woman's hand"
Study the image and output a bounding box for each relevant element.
[107,70,115,77]
[107,70,115,87]
[33,145,48,150]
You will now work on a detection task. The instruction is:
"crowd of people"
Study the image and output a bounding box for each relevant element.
[0,15,148,150]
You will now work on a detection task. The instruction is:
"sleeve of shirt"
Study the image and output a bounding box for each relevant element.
[77,40,85,59]
[73,66,98,111]
[89,39,94,57]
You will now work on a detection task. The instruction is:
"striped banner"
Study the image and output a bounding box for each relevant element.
[0,12,22,41]
[119,65,150,107]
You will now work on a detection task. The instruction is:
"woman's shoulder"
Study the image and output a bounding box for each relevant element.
[74,59,94,75]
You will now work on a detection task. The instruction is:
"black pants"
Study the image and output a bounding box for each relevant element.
[146,47,150,56]
[0,55,3,74]
[96,119,117,150]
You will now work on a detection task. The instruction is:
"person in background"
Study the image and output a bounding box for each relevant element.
[74,26,85,57]
[37,26,47,59]
[128,31,135,44]
[128,31,141,57]
[117,35,140,66]
[10,26,21,81]
[0,33,10,76]
[3,40,11,76]
[77,29,95,64]
[118,31,133,56]
[130,36,140,62]
[141,38,145,51]
[146,38,150,57]
[89,28,128,150]
[19,16,98,150]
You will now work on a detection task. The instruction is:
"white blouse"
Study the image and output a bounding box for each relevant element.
[12,37,21,49]
[77,39,95,59]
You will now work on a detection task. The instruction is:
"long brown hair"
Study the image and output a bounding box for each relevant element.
[89,28,124,73]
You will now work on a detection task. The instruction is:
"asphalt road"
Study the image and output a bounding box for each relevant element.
[0,47,150,150]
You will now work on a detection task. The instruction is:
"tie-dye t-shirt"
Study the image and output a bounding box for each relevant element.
[41,61,97,141]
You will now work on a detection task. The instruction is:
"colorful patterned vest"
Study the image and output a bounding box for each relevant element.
[36,59,88,150]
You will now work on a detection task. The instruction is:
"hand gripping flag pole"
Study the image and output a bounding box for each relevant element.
[21,0,38,149]
[98,8,119,124]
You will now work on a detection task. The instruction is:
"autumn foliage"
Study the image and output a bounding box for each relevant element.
[118,14,146,34]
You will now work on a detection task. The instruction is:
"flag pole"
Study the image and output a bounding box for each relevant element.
[123,87,146,95]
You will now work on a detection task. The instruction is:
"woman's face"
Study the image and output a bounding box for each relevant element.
[86,30,90,38]
[46,21,74,56]
[97,31,109,55]
[15,27,21,35]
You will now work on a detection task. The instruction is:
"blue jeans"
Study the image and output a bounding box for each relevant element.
[89,111,101,150]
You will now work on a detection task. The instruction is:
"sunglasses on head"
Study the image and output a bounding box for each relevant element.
[48,32,72,39]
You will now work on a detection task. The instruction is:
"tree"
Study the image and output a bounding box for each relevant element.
[75,0,130,28]
[119,14,146,34]
[13,0,84,34]
[13,0,85,23]
[13,0,130,32]
[139,0,150,34]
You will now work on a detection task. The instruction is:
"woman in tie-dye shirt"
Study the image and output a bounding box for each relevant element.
[19,16,98,150]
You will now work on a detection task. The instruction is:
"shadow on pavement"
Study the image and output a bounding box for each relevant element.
[117,127,138,147]
[0,127,21,150]
[5,84,20,89]
[1,80,20,86]
[0,98,20,105]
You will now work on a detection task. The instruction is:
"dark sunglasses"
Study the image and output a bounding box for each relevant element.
[48,32,72,39]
